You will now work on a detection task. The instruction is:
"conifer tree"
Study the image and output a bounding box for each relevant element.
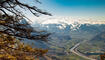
[0,0,51,60]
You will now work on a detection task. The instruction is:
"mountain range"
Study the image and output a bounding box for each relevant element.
[31,17,105,50]
[32,16,105,31]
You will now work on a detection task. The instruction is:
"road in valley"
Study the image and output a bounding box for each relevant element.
[70,41,96,60]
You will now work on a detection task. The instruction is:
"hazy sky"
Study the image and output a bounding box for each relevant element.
[20,0,105,17]
[37,0,105,16]
[19,0,105,22]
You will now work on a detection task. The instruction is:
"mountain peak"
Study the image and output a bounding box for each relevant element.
[32,16,105,31]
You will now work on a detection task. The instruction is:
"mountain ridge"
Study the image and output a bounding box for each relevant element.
[32,17,105,31]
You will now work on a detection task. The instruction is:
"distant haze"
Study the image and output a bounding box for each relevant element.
[29,16,105,24]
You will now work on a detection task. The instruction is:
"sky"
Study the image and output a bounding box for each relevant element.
[19,0,105,23]
[37,0,105,16]
[20,0,105,21]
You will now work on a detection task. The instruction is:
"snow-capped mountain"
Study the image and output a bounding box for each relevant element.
[32,16,105,31]
[29,16,105,51]
[31,17,105,44]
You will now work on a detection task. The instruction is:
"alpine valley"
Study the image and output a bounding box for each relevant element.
[28,16,105,60]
